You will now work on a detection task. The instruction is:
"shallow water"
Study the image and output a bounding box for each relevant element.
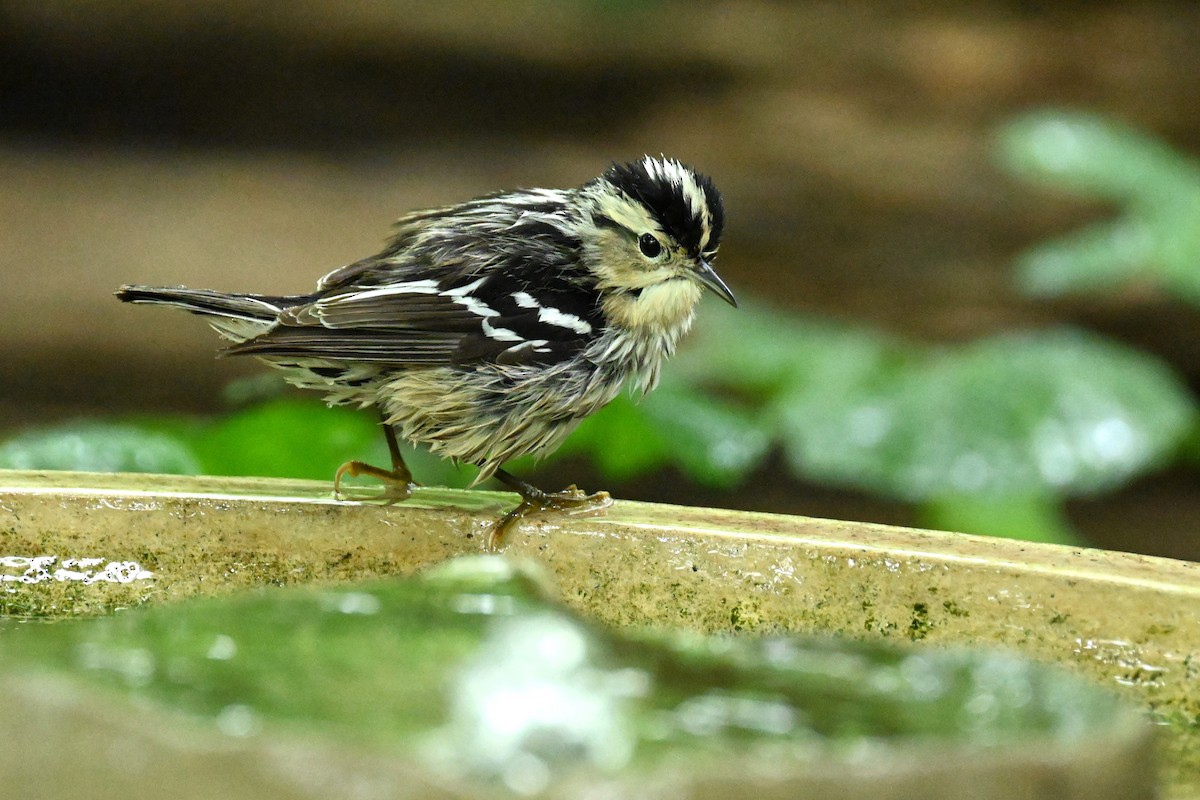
[0,556,1147,797]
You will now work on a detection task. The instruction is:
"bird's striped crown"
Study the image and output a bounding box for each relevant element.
[597,156,724,258]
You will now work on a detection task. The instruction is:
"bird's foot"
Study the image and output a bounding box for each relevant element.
[333,460,417,504]
[488,484,612,550]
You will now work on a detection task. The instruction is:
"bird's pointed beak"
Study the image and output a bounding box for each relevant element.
[694,260,737,307]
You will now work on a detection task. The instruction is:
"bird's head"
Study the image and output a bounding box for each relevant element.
[580,156,734,334]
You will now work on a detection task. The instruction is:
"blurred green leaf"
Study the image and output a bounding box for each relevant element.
[552,374,771,487]
[189,398,385,480]
[0,422,201,474]
[1014,220,1154,297]
[0,398,478,491]
[997,110,1200,305]
[676,300,915,396]
[1176,421,1200,468]
[640,380,771,486]
[918,495,1082,546]
[778,329,1195,502]
[996,111,1200,202]
[556,394,670,481]
[1154,192,1200,304]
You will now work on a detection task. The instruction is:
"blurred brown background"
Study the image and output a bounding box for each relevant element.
[2,1,1198,559]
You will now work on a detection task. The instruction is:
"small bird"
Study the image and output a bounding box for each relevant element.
[117,156,735,546]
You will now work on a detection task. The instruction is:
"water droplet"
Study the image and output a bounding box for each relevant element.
[206,634,237,661]
[318,591,381,615]
[216,704,259,737]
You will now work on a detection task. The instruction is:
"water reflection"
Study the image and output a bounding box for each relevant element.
[435,612,642,788]
[0,555,153,585]
[318,591,381,615]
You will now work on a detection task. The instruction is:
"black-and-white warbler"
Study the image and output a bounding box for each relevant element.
[117,156,734,546]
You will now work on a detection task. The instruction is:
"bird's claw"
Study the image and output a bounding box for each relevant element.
[487,487,612,550]
[333,460,416,505]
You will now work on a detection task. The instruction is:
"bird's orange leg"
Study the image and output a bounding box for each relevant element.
[333,419,417,503]
[488,468,611,549]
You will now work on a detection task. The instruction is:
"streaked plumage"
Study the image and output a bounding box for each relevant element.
[117,156,733,544]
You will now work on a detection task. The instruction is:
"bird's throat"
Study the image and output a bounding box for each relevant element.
[600,279,701,340]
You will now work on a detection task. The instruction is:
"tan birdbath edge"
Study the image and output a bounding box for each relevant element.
[1,468,1197,797]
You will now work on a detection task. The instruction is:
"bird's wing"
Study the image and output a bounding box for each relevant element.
[224,272,603,367]
[315,205,461,291]
[316,188,576,292]
[237,188,595,367]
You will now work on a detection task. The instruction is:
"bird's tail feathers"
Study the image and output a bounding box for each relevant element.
[115,285,290,322]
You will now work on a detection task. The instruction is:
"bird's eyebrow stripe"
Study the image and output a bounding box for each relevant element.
[592,214,633,237]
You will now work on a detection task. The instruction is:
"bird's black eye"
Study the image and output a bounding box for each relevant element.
[638,233,663,258]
